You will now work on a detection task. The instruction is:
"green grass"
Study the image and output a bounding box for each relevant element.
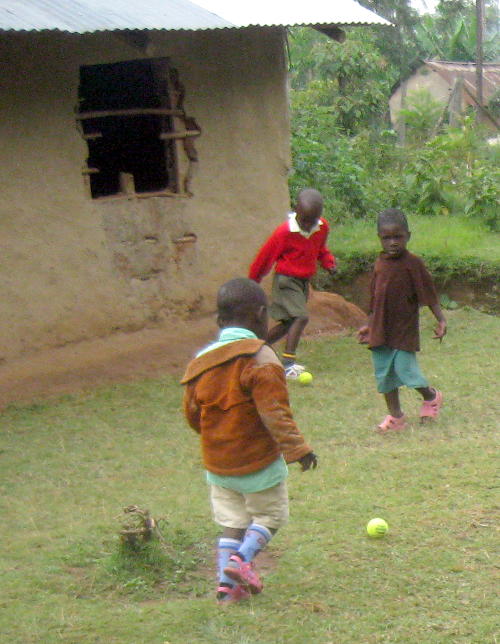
[332,215,500,262]
[1,308,499,643]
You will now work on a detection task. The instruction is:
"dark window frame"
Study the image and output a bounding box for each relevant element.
[77,57,200,200]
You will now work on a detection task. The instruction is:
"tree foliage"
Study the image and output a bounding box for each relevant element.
[288,22,500,230]
[416,1,500,61]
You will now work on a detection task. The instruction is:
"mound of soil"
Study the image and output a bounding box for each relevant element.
[0,290,366,409]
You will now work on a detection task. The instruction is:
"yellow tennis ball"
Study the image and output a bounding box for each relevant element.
[298,371,313,385]
[366,518,389,537]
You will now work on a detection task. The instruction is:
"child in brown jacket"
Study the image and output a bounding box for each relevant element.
[181,278,317,605]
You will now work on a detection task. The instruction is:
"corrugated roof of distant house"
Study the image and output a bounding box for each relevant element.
[0,0,390,34]
[426,60,500,105]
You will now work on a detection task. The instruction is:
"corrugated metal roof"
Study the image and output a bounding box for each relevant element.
[0,0,390,34]
[0,0,233,33]
[194,0,391,28]
[426,60,500,105]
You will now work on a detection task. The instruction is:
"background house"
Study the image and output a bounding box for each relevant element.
[390,60,500,132]
[0,0,387,362]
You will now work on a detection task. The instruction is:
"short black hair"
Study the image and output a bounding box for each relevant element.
[217,278,266,323]
[377,208,409,232]
[297,188,323,210]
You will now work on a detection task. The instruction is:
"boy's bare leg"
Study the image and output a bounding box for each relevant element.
[267,321,290,344]
[384,389,404,418]
[222,527,246,540]
[416,386,436,401]
[284,316,309,355]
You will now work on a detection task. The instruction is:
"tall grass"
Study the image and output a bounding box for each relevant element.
[0,308,499,643]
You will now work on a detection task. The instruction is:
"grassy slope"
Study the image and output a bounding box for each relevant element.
[329,216,500,281]
[0,308,499,643]
[333,216,500,260]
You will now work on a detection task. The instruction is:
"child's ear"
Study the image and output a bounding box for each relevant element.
[256,305,267,323]
[407,231,412,241]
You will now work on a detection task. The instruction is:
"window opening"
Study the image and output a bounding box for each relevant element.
[77,58,199,199]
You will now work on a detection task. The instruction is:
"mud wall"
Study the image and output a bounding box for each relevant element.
[333,272,499,315]
[0,28,291,361]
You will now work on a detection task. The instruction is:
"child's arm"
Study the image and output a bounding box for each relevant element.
[357,314,372,344]
[428,302,447,341]
[242,357,314,466]
[248,228,284,283]
[317,224,337,274]
[317,243,336,273]
[412,257,447,341]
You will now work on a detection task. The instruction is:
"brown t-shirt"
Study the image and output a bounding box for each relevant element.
[368,250,438,352]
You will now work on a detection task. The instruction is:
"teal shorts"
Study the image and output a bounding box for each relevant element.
[270,274,309,322]
[371,346,428,394]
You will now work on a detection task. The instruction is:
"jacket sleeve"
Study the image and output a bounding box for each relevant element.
[182,382,201,433]
[248,227,285,282]
[317,222,336,271]
[240,361,312,463]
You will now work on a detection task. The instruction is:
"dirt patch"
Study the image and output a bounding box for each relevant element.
[0,290,366,409]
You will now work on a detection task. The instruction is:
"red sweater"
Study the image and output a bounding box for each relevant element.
[249,217,336,282]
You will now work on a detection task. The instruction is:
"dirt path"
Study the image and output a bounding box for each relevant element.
[0,290,366,409]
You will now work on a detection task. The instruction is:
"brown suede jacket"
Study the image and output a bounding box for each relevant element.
[181,338,312,476]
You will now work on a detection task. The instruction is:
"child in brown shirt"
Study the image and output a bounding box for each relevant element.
[182,278,317,605]
[358,209,447,432]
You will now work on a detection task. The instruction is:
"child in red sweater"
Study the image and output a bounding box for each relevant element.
[249,188,337,378]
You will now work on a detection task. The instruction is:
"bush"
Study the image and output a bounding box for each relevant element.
[397,89,444,143]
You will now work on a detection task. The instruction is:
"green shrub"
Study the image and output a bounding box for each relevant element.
[463,164,500,231]
[397,89,444,143]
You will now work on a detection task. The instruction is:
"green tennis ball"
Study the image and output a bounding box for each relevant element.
[298,371,313,385]
[366,518,389,537]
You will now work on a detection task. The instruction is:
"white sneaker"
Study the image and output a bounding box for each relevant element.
[284,365,302,379]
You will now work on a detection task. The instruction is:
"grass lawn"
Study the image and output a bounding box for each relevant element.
[332,215,500,262]
[1,308,499,643]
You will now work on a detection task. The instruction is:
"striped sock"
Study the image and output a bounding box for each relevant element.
[236,524,272,563]
[217,537,241,588]
[282,352,296,367]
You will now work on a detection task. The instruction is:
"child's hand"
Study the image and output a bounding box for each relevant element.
[357,325,370,344]
[298,452,318,471]
[433,320,447,343]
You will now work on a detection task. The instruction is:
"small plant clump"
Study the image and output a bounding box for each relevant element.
[119,505,158,546]
[101,505,206,599]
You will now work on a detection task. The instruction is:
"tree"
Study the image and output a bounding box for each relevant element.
[289,28,394,134]
[416,1,500,61]
[356,0,422,75]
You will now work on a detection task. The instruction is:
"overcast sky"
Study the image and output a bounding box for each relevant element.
[194,0,441,22]
[410,0,439,13]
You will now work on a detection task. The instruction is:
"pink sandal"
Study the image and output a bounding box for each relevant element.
[420,389,443,421]
[376,415,407,433]
[216,584,250,605]
[224,555,263,594]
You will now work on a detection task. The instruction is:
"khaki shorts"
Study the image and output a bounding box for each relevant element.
[270,273,309,322]
[210,481,289,530]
